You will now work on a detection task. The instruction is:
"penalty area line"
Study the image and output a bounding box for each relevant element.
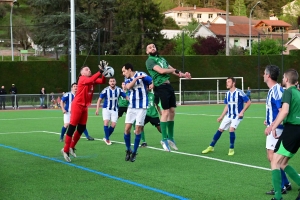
[43,131,270,172]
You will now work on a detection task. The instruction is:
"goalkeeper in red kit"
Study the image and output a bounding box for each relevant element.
[61,61,108,162]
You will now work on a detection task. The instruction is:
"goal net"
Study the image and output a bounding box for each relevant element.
[177,77,244,105]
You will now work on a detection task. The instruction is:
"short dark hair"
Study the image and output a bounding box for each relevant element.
[109,77,116,80]
[71,82,77,87]
[265,65,280,81]
[284,69,299,84]
[123,63,134,71]
[227,77,236,83]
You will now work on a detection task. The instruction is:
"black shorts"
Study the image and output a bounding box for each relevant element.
[274,123,300,156]
[118,107,128,117]
[144,116,160,127]
[154,83,176,110]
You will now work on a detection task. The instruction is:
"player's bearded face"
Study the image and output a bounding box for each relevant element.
[109,79,116,88]
[147,44,158,56]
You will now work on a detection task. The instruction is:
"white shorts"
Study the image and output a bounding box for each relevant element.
[125,108,147,126]
[102,108,118,123]
[64,112,70,124]
[219,116,242,131]
[266,128,283,150]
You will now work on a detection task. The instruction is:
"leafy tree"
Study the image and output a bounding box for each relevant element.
[182,18,199,34]
[192,36,225,55]
[173,32,196,55]
[113,0,166,55]
[163,17,180,29]
[13,18,32,50]
[245,38,286,55]
[233,0,246,16]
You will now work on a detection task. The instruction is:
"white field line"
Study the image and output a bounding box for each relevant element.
[177,112,264,119]
[0,130,270,171]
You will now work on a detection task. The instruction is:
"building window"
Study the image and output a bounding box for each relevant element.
[246,39,253,47]
[189,13,193,18]
[208,14,213,18]
[197,14,202,18]
[234,39,239,46]
[177,13,182,17]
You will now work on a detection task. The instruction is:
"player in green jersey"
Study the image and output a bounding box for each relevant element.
[265,69,300,200]
[118,82,129,118]
[145,43,191,151]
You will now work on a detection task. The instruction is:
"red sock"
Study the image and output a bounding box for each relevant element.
[70,131,81,149]
[64,135,72,152]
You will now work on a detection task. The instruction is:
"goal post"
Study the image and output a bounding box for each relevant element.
[178,77,244,105]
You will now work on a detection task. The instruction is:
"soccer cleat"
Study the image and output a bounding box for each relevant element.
[266,187,287,195]
[160,140,171,152]
[61,148,71,162]
[285,183,292,191]
[103,138,112,145]
[140,142,147,147]
[228,148,235,156]
[125,150,132,161]
[296,189,300,200]
[202,146,214,154]
[130,152,137,162]
[167,139,178,150]
[69,148,77,158]
[87,136,94,141]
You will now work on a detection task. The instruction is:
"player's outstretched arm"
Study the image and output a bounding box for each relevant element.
[217,105,228,122]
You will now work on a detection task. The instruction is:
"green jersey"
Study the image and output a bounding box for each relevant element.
[118,90,129,107]
[147,92,159,118]
[146,55,170,86]
[281,86,300,125]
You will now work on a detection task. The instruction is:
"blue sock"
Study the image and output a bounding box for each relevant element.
[133,134,141,153]
[109,126,115,136]
[210,130,222,147]
[83,129,89,138]
[229,132,235,149]
[60,127,67,140]
[104,126,109,140]
[280,169,290,188]
[124,133,131,151]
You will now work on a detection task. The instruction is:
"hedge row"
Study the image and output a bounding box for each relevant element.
[0,51,299,94]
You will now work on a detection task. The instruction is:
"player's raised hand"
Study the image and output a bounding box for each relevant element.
[184,72,192,79]
[98,60,109,73]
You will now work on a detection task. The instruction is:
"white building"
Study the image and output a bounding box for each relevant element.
[284,34,300,54]
[163,6,227,26]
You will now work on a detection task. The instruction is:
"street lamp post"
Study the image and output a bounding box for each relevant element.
[249,1,260,55]
[10,0,18,61]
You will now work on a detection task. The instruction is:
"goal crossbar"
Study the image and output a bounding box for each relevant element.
[178,77,244,105]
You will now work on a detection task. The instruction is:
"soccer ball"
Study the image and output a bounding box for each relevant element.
[103,66,114,78]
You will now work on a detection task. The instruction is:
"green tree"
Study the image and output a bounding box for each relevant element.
[163,17,180,29]
[245,38,285,55]
[113,0,166,55]
[233,0,246,16]
[173,32,196,55]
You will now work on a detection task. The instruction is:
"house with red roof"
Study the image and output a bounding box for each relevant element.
[163,5,227,26]
[194,22,263,49]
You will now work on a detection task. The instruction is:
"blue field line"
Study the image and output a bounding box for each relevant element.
[0,144,189,200]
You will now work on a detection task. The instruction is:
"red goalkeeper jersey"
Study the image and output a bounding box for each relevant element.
[73,71,106,107]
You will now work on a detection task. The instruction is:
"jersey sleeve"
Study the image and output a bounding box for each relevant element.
[239,90,249,102]
[224,93,228,104]
[100,89,107,99]
[146,59,157,70]
[61,93,68,102]
[281,89,292,106]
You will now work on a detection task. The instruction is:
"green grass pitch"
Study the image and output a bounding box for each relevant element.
[0,104,300,200]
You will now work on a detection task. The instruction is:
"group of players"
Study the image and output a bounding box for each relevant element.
[58,42,300,200]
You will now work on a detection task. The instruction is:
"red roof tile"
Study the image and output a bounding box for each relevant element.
[255,20,292,27]
[206,24,262,37]
[164,6,226,13]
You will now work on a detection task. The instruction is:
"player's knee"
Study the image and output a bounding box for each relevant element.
[77,124,86,134]
[66,125,76,136]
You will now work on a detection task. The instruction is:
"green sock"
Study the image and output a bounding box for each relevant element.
[167,121,174,140]
[141,131,145,142]
[272,169,282,200]
[284,165,300,186]
[160,122,168,140]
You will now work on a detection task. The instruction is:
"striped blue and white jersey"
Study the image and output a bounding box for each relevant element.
[224,88,249,119]
[100,86,126,111]
[125,71,152,109]
[61,92,75,112]
[266,83,284,129]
